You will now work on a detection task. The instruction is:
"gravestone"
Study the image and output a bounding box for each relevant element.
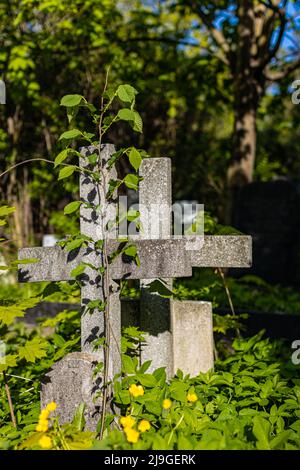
[232,180,300,285]
[138,158,252,376]
[18,144,252,429]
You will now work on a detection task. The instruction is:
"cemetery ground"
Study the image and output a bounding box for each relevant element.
[0,280,300,450]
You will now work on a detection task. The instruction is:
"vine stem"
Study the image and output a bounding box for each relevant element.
[217,267,241,338]
[0,158,54,179]
[3,372,17,428]
[167,415,184,446]
[97,67,114,440]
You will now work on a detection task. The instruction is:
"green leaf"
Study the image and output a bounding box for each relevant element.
[117,108,135,122]
[270,431,291,450]
[59,129,82,141]
[82,132,95,141]
[66,238,85,251]
[0,355,18,373]
[19,338,48,363]
[117,109,143,133]
[72,403,86,431]
[116,84,137,104]
[64,201,82,215]
[290,420,300,432]
[138,361,152,374]
[54,149,70,167]
[58,165,76,180]
[177,434,194,451]
[124,245,137,258]
[133,111,143,133]
[252,416,271,450]
[13,258,39,266]
[122,355,137,374]
[137,374,157,388]
[124,174,139,190]
[145,401,162,416]
[169,381,189,402]
[71,263,86,278]
[19,432,44,450]
[53,334,65,348]
[87,153,98,165]
[0,298,40,325]
[60,94,85,107]
[128,148,142,171]
[0,206,15,217]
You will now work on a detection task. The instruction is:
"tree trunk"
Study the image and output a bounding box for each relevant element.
[228,98,258,188]
[227,0,259,188]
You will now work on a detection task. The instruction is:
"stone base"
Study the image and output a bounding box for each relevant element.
[123,297,214,378]
[41,352,102,431]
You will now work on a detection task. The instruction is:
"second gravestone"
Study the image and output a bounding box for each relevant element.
[18,144,252,429]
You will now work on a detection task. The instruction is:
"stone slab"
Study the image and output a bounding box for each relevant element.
[171,300,214,376]
[41,352,102,431]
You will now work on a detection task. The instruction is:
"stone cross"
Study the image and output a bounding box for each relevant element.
[18,144,252,429]
[137,157,252,376]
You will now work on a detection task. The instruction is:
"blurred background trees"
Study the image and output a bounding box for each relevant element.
[0,0,299,247]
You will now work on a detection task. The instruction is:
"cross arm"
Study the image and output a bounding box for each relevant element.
[18,239,192,283]
[190,236,252,268]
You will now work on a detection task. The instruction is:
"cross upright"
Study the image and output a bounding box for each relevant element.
[18,144,252,429]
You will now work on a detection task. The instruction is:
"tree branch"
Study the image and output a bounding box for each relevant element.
[184,1,231,64]
[265,56,300,80]
[258,0,287,68]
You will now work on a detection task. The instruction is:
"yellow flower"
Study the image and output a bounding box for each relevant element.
[124,427,140,444]
[162,398,172,410]
[46,402,57,412]
[39,409,50,419]
[187,392,198,403]
[138,419,151,432]
[39,435,53,449]
[36,419,49,432]
[120,416,135,429]
[129,383,144,398]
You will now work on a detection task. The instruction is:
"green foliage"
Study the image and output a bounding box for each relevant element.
[0,298,40,326]
[0,206,15,227]
[0,309,81,450]
[18,338,48,363]
[1,314,300,450]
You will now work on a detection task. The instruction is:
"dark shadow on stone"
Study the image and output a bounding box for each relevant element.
[67,247,81,263]
[18,269,30,282]
[88,187,97,203]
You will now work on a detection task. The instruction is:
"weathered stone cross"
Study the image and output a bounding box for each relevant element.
[18,144,251,429]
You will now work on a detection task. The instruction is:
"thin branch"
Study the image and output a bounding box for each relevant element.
[217,268,241,338]
[0,158,54,179]
[265,55,300,80]
[3,372,17,428]
[5,373,33,382]
[260,1,287,68]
